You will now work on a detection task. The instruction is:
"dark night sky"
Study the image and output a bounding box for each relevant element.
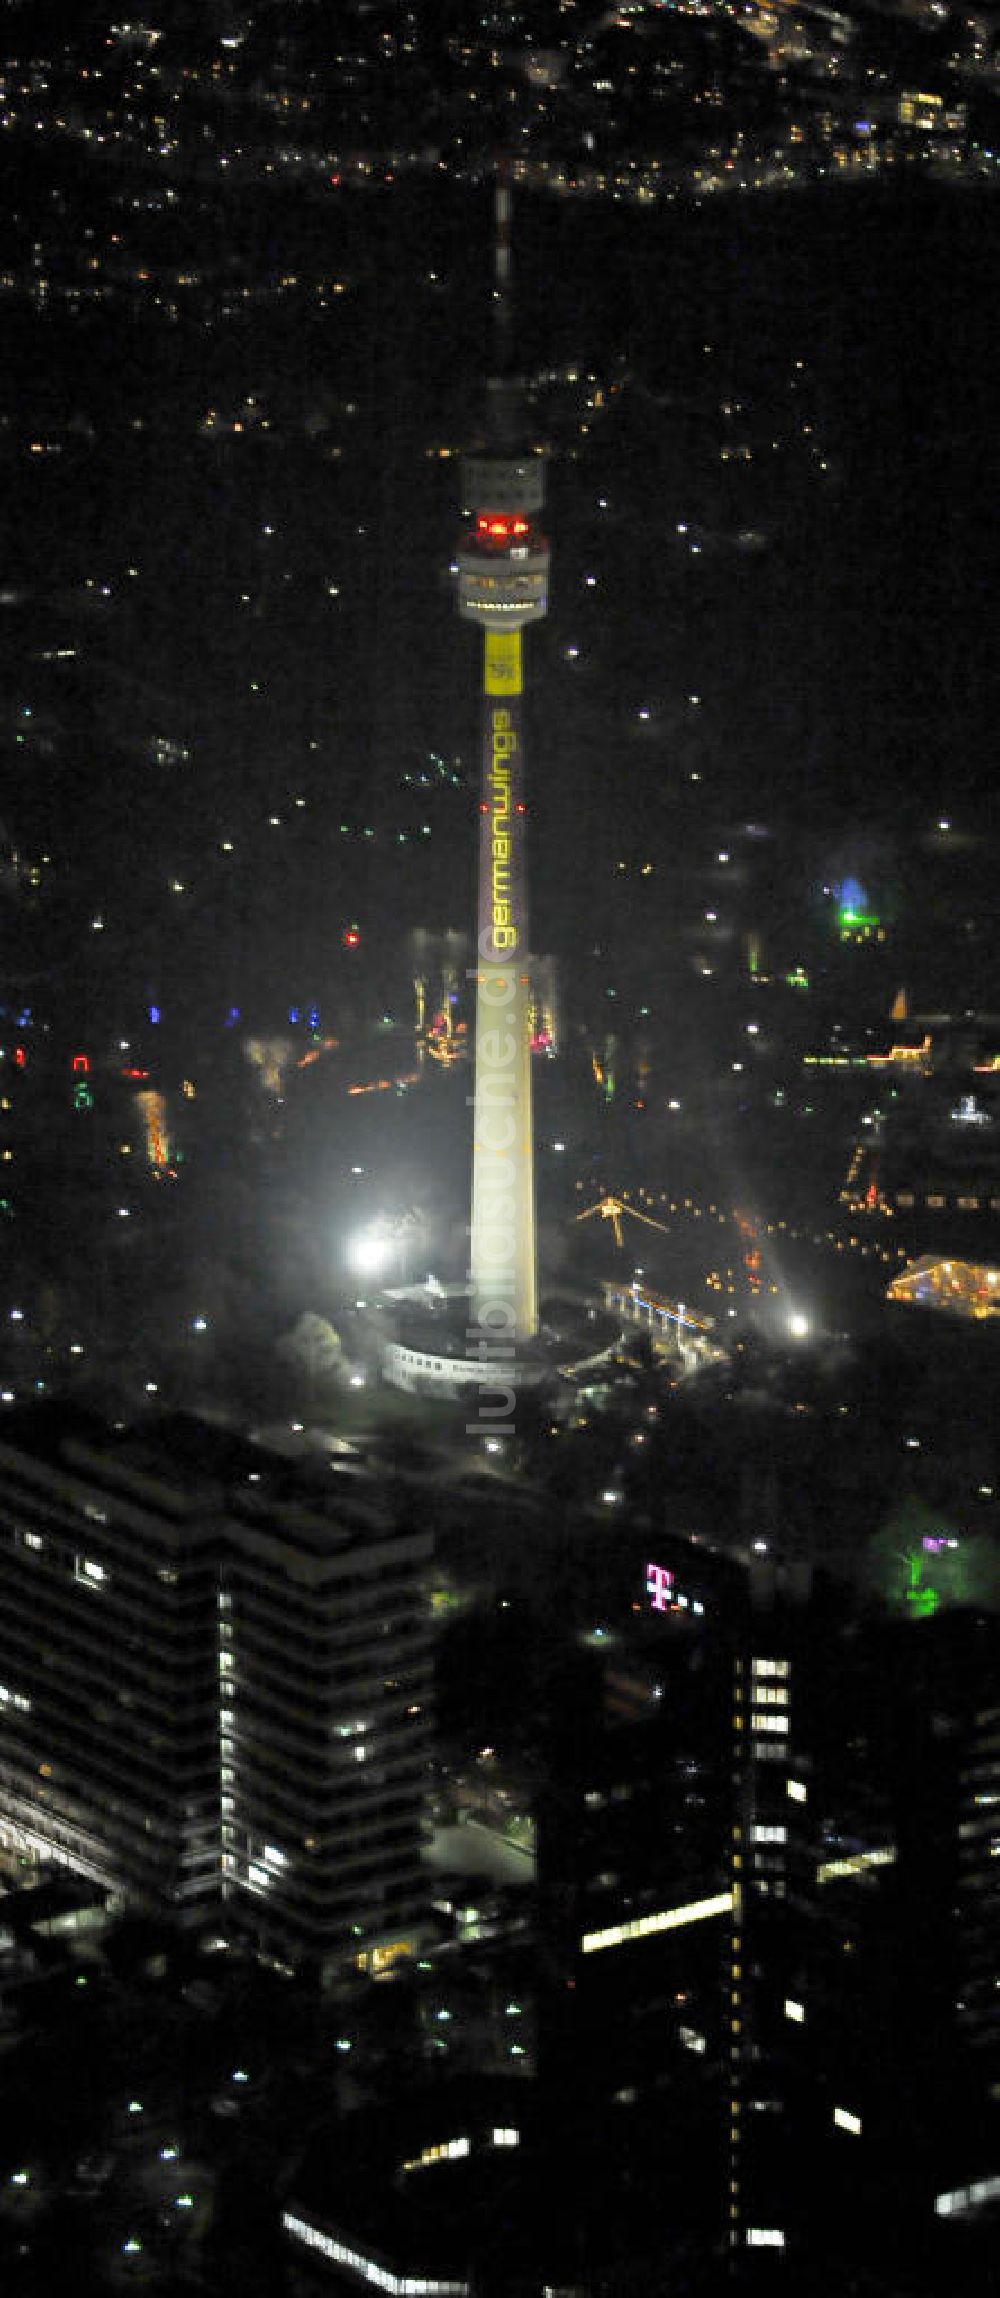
[1,150,999,1030]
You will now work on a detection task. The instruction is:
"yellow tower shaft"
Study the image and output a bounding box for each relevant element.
[469,628,537,1350]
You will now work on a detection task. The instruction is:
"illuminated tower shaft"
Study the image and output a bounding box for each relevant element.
[471,626,535,1342]
[458,472,548,1350]
[457,164,549,1354]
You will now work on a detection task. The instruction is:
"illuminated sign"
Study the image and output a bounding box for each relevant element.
[479,640,524,963]
[485,629,522,697]
[646,1561,675,1612]
[645,1560,705,1619]
[489,708,516,953]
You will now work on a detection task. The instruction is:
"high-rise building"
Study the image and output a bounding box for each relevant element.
[728,1572,1000,2275]
[219,1460,433,1979]
[0,1407,433,1981]
[457,168,549,1362]
[0,1410,220,1905]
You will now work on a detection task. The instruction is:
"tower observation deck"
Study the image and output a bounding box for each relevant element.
[459,170,550,1370]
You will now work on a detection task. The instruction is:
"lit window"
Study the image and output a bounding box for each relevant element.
[817,1847,895,1884]
[581,1891,733,1956]
[786,1778,807,1803]
[784,1999,805,2023]
[935,2174,1000,2217]
[75,1556,107,1587]
[401,2137,471,2173]
[282,2213,471,2294]
[833,2106,862,2136]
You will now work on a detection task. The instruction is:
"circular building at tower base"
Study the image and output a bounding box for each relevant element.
[378,1282,619,1404]
[379,1282,547,1403]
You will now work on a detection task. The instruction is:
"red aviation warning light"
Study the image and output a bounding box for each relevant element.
[342,924,360,950]
[476,512,530,544]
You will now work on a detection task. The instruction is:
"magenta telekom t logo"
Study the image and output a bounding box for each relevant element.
[646,1562,675,1612]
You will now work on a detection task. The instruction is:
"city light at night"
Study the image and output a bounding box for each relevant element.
[0,11,995,2298]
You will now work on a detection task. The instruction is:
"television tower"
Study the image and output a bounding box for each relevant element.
[457,165,549,1360]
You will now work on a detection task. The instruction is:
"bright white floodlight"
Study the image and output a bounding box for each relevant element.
[349,1231,392,1279]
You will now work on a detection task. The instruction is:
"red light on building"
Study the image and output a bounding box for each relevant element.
[71,1054,90,1074]
[14,1047,26,1069]
[476,513,530,542]
[342,926,360,950]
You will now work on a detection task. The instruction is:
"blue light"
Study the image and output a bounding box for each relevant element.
[836,875,866,915]
[148,1005,161,1025]
[224,1006,240,1027]
[288,1007,300,1025]
[307,1007,320,1030]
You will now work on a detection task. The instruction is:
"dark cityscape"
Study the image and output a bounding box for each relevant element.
[0,1,999,2292]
